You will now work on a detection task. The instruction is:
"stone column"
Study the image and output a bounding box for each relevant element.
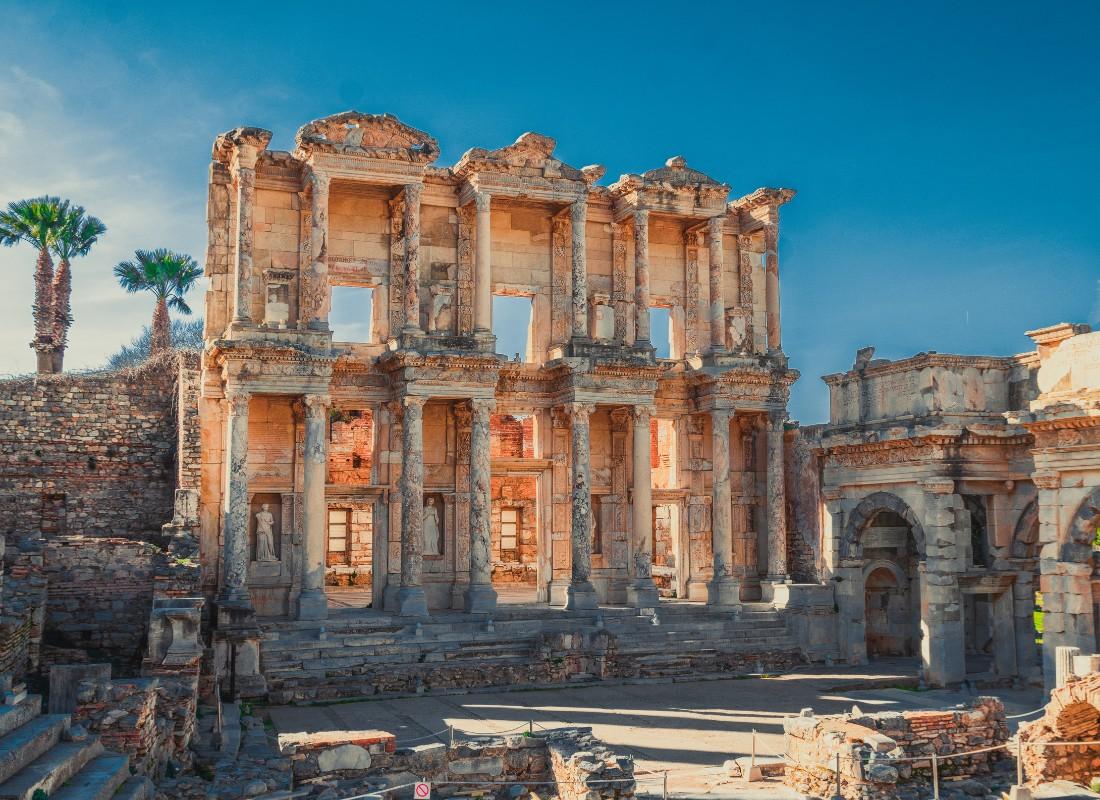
[764,223,781,352]
[465,398,498,613]
[298,394,329,620]
[707,215,725,351]
[708,408,738,606]
[919,478,966,687]
[397,396,429,616]
[474,191,492,333]
[633,209,651,346]
[628,405,659,608]
[304,169,330,330]
[221,390,251,606]
[765,412,789,581]
[403,183,422,334]
[565,403,598,610]
[570,197,588,339]
[231,146,259,324]
[992,588,1017,678]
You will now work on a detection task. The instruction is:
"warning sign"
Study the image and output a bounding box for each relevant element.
[414,782,431,799]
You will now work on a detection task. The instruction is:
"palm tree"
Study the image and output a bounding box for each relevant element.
[0,196,68,373]
[50,206,106,372]
[113,249,202,356]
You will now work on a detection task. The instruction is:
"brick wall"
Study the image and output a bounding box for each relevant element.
[1020,672,1100,785]
[329,411,374,483]
[490,414,535,458]
[0,356,184,538]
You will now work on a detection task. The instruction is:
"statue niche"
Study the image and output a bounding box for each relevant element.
[424,493,445,557]
[250,494,282,563]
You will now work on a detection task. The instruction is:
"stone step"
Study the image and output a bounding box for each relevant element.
[0,738,104,800]
[0,699,41,740]
[0,715,69,785]
[113,775,155,800]
[49,753,130,800]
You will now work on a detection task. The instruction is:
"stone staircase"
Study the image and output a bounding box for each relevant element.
[259,602,802,703]
[0,677,154,800]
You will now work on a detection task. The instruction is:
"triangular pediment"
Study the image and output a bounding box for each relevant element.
[295,111,439,163]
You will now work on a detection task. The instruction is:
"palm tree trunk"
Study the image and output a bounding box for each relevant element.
[32,246,55,373]
[50,257,72,373]
[150,298,171,356]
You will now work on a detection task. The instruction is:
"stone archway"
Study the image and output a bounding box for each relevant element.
[1068,486,1100,559]
[841,492,926,561]
[863,560,911,657]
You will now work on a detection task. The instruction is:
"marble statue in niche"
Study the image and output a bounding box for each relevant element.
[424,496,442,555]
[254,504,278,562]
[591,293,615,341]
[429,285,454,333]
[726,310,747,352]
[264,270,294,329]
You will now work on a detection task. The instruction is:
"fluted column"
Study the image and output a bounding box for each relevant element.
[764,223,781,352]
[707,215,725,351]
[221,389,251,606]
[633,209,651,346]
[474,191,492,333]
[708,408,738,606]
[231,147,259,324]
[403,183,423,333]
[465,398,498,613]
[570,198,588,338]
[565,403,598,610]
[628,405,659,608]
[765,412,789,581]
[397,396,429,616]
[298,394,329,620]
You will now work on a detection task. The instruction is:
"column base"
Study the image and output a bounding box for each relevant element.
[464,583,498,613]
[396,585,429,617]
[548,579,570,607]
[707,576,742,608]
[297,588,328,621]
[564,581,599,611]
[217,589,253,611]
[626,578,660,609]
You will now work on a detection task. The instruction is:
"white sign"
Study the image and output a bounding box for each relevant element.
[414,782,431,799]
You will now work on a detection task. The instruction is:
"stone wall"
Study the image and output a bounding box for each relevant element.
[1019,671,1100,785]
[784,698,1007,800]
[785,425,823,584]
[0,357,184,538]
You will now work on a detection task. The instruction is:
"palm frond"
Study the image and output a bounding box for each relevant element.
[52,205,106,260]
[0,196,68,249]
[115,248,201,303]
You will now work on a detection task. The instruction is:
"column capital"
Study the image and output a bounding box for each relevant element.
[711,407,734,426]
[564,402,594,424]
[306,166,330,195]
[632,405,656,424]
[404,182,423,203]
[633,208,649,227]
[767,409,787,426]
[402,395,428,413]
[469,397,496,416]
[225,389,251,415]
[571,196,587,216]
[474,190,492,212]
[303,394,330,420]
[707,214,724,237]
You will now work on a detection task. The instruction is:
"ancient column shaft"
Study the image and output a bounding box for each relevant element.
[634,210,651,345]
[707,215,724,351]
[403,184,422,332]
[764,223,781,352]
[570,198,588,338]
[298,394,329,620]
[474,192,492,332]
[231,149,258,324]
[221,390,251,606]
[565,403,598,610]
[628,406,659,608]
[765,413,788,580]
[305,169,330,329]
[708,408,738,606]
[397,396,428,615]
[465,398,497,612]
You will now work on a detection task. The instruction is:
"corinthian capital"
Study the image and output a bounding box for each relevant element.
[632,405,656,425]
[303,394,330,421]
[225,390,251,416]
[474,191,491,213]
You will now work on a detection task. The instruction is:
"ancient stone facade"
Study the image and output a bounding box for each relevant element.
[198,112,797,626]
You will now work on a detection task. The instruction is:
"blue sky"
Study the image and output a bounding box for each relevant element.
[0,1,1096,423]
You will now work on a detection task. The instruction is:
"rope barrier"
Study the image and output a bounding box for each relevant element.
[1005,707,1045,719]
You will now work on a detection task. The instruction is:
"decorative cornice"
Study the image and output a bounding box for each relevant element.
[294,111,439,163]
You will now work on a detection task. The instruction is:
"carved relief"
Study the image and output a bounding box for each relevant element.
[551,214,571,348]
[685,229,701,354]
[456,204,474,335]
[295,112,440,163]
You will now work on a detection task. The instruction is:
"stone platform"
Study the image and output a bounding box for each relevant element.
[258,602,803,703]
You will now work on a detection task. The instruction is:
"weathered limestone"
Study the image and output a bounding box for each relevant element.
[570,198,588,339]
[303,168,329,329]
[397,396,428,616]
[221,390,251,606]
[764,223,781,352]
[465,398,497,613]
[707,215,724,352]
[232,149,257,324]
[628,405,658,608]
[402,184,422,334]
[708,408,738,606]
[474,191,491,332]
[765,412,789,582]
[565,403,598,611]
[298,394,329,620]
[633,210,650,346]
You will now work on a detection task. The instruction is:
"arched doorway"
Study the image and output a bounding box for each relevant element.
[859,510,921,658]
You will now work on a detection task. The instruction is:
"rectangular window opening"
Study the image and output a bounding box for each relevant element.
[493,294,534,362]
[650,306,672,359]
[330,285,374,343]
[327,508,350,557]
[501,507,520,554]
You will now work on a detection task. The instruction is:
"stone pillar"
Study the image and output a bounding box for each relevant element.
[231,147,259,324]
[304,169,330,330]
[403,183,422,334]
[628,405,659,608]
[707,215,725,351]
[992,588,1018,678]
[633,209,651,346]
[764,223,781,352]
[919,478,966,687]
[1013,570,1039,683]
[708,408,738,606]
[565,403,598,610]
[465,398,497,613]
[298,394,329,620]
[397,396,429,616]
[765,412,789,581]
[474,191,492,333]
[221,390,251,606]
[570,198,588,339]
[1055,645,1081,689]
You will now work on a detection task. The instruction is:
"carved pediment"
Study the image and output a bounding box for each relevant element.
[295,111,439,163]
[454,132,604,185]
[610,156,730,207]
[213,127,273,165]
